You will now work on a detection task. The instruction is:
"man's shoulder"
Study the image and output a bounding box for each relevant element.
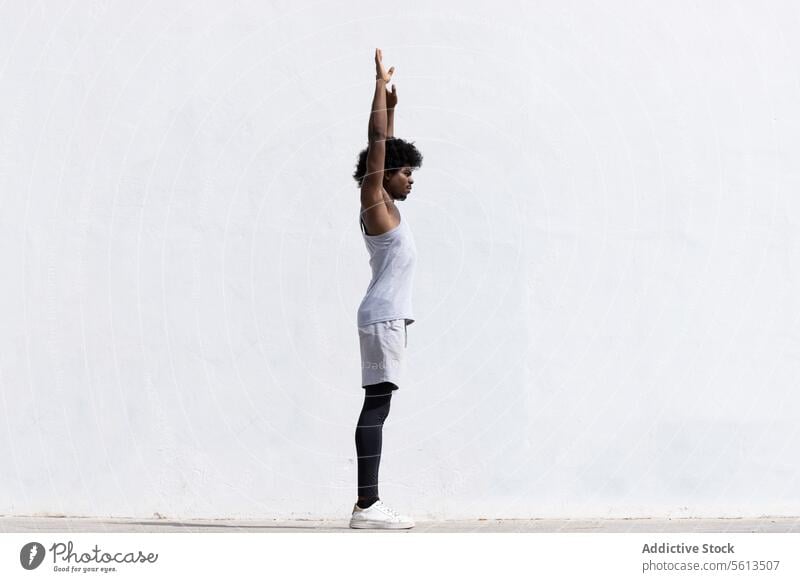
[360,201,400,235]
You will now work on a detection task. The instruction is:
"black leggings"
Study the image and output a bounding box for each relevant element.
[354,382,396,498]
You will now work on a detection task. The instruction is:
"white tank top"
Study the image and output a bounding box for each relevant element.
[357,210,417,327]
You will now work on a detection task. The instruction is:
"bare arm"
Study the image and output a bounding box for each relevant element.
[360,49,397,234]
[386,84,397,137]
[367,78,388,143]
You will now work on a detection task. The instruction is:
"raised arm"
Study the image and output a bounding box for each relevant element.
[386,84,397,137]
[361,49,397,234]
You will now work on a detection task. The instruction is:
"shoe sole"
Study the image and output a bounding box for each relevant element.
[349,520,415,529]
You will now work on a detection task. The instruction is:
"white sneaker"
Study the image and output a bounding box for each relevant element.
[349,500,415,529]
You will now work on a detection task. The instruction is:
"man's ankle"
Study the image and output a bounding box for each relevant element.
[357,496,379,509]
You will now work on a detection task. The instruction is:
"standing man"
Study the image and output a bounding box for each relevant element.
[349,49,423,529]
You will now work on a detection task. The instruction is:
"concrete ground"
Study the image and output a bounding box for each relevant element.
[2,516,799,533]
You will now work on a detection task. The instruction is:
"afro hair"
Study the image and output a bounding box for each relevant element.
[352,137,423,188]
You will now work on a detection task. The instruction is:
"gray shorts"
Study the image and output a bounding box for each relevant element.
[358,319,408,389]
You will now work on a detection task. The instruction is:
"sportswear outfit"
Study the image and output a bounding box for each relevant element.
[352,210,417,529]
[357,212,417,390]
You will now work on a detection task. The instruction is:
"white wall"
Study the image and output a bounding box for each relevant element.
[0,0,798,520]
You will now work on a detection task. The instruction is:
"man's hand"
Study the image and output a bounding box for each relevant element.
[385,84,397,109]
[375,48,395,83]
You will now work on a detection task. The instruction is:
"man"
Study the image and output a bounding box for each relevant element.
[349,49,423,529]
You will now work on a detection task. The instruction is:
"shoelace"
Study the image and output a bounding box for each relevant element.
[377,502,402,519]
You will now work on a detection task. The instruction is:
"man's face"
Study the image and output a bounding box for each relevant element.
[385,167,414,201]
